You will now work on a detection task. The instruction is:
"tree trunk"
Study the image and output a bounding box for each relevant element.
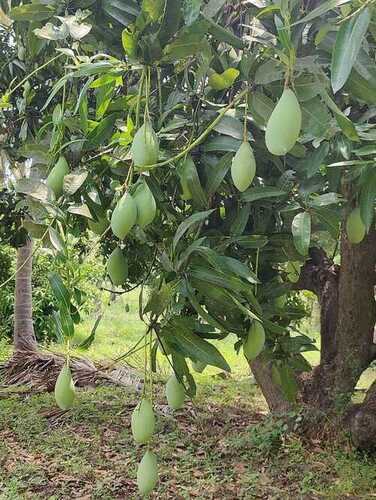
[14,239,37,351]
[249,220,376,448]
[250,355,292,413]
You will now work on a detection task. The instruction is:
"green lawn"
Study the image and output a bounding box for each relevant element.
[0,293,375,498]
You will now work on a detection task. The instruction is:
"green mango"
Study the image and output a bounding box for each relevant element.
[265,89,302,156]
[165,374,185,410]
[131,121,159,168]
[192,360,206,373]
[133,181,156,227]
[110,193,137,239]
[243,321,265,361]
[54,362,75,410]
[47,156,69,197]
[107,247,128,285]
[88,216,109,235]
[346,207,366,244]
[131,398,155,444]
[137,450,158,496]
[231,141,256,192]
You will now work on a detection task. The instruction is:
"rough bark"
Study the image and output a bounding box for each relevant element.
[332,226,376,403]
[250,355,292,413]
[14,239,37,352]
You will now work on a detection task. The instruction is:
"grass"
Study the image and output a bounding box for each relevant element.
[0,292,376,498]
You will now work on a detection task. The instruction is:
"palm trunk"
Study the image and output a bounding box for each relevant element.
[14,239,37,351]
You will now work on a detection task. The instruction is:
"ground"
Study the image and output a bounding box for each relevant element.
[0,296,376,499]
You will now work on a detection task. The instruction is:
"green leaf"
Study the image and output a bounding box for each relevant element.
[122,26,138,58]
[202,0,226,18]
[204,152,233,195]
[183,0,202,25]
[102,0,139,26]
[84,114,117,150]
[10,4,54,22]
[208,68,240,91]
[345,70,376,104]
[48,272,70,310]
[48,227,66,254]
[360,168,376,231]
[16,179,49,202]
[63,170,88,195]
[319,88,359,141]
[308,192,341,207]
[255,59,284,85]
[77,314,103,350]
[173,209,214,250]
[162,317,231,372]
[291,212,311,256]
[292,0,351,26]
[58,307,75,339]
[331,8,370,93]
[240,187,288,202]
[142,0,164,21]
[205,16,245,49]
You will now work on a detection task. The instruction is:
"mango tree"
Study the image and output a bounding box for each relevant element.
[1,0,376,467]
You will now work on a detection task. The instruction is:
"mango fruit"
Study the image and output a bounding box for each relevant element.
[107,247,128,285]
[131,398,155,444]
[166,374,185,410]
[88,216,109,235]
[133,180,156,227]
[54,362,75,410]
[243,321,265,361]
[131,120,159,168]
[346,207,366,244]
[231,141,256,192]
[265,89,302,156]
[110,193,137,239]
[47,156,69,197]
[137,450,158,496]
[192,360,206,373]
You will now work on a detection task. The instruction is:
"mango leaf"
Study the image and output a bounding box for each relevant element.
[171,352,196,397]
[319,88,359,141]
[48,227,65,254]
[63,170,88,195]
[208,68,240,90]
[331,8,370,93]
[360,168,376,230]
[240,187,288,202]
[142,0,164,21]
[158,0,182,46]
[122,26,138,58]
[102,0,139,26]
[58,307,75,338]
[0,7,12,27]
[78,314,103,349]
[183,0,202,25]
[48,272,71,310]
[205,16,244,49]
[291,212,311,256]
[202,0,226,18]
[308,192,341,207]
[173,209,214,250]
[162,317,231,372]
[16,179,49,202]
[204,152,232,195]
[345,70,376,104]
[10,4,54,22]
[292,0,351,26]
[84,114,116,150]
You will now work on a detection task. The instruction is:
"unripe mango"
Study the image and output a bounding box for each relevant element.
[166,374,185,410]
[192,360,206,373]
[47,156,69,197]
[110,193,137,239]
[265,89,302,156]
[243,321,265,361]
[55,362,75,410]
[137,450,158,496]
[131,398,155,444]
[131,121,159,168]
[346,207,366,244]
[133,181,156,227]
[107,247,128,285]
[231,141,256,192]
[88,216,109,235]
